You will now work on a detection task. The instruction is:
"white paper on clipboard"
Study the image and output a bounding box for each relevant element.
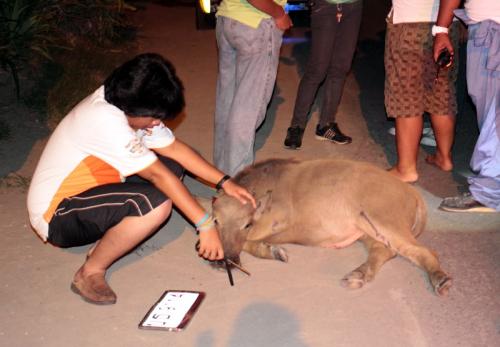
[138,290,205,331]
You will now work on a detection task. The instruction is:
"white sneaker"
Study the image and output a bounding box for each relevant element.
[387,127,436,147]
[422,127,433,136]
[420,128,437,146]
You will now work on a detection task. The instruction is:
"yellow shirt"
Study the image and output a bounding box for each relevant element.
[216,0,287,29]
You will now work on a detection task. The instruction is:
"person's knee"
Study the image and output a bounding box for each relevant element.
[329,64,350,78]
[130,200,172,233]
[304,66,328,82]
[152,200,172,221]
[156,156,184,179]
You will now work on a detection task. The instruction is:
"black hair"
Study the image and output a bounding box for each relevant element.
[104,53,185,119]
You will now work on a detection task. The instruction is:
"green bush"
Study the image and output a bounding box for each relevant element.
[50,0,129,47]
[0,0,57,98]
[44,1,137,128]
[46,44,136,129]
[0,0,130,99]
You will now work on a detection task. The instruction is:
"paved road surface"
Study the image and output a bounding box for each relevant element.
[0,2,498,347]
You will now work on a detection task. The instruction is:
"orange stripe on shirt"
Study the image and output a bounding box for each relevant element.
[43,156,121,223]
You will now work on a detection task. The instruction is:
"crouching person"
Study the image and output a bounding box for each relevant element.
[27,53,255,305]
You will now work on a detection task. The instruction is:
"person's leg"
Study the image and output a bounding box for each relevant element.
[72,200,172,304]
[389,116,423,183]
[467,100,500,211]
[126,156,184,184]
[217,18,283,175]
[284,1,337,150]
[425,114,455,171]
[290,1,337,129]
[48,182,172,304]
[214,16,237,171]
[424,22,459,172]
[319,0,362,127]
[441,20,500,212]
[465,22,500,210]
[385,21,430,183]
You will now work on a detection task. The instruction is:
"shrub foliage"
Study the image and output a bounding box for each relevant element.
[0,0,130,98]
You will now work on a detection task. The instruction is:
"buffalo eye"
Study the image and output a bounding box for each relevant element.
[243,222,252,230]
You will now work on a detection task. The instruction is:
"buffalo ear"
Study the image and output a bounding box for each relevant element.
[253,190,272,221]
[195,196,213,214]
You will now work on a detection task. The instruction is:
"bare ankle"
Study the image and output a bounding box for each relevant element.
[388,166,419,183]
[75,263,105,281]
[426,153,453,171]
[86,240,100,259]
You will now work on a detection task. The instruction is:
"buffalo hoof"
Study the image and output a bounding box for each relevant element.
[341,270,366,289]
[434,274,452,297]
[271,245,288,262]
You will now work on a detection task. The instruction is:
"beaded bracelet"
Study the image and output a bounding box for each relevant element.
[197,216,215,232]
[195,212,210,228]
[216,174,231,191]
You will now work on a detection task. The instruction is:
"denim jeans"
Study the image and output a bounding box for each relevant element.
[290,0,363,128]
[457,15,500,210]
[214,16,283,176]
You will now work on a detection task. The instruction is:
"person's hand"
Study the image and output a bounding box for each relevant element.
[275,12,293,31]
[433,33,454,62]
[221,180,257,208]
[198,227,224,261]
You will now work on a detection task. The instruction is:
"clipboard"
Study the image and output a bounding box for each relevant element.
[138,290,205,331]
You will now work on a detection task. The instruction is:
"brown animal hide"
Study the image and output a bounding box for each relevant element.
[201,158,452,296]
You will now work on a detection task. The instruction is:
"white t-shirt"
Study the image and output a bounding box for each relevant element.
[27,86,175,241]
[465,0,500,24]
[390,0,441,24]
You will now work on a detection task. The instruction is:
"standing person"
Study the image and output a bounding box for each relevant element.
[384,0,460,183]
[214,0,292,176]
[284,0,363,150]
[27,53,255,305]
[434,0,500,212]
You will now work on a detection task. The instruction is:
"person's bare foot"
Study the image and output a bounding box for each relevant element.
[388,166,418,183]
[425,153,453,171]
[71,266,117,305]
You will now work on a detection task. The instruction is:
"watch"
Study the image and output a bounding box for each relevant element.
[432,25,449,36]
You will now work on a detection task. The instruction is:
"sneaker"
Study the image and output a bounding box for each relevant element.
[439,192,496,213]
[420,127,437,146]
[284,126,305,150]
[315,123,352,145]
[387,127,436,147]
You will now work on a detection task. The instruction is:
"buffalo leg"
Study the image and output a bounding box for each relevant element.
[396,242,452,296]
[243,241,288,262]
[379,235,451,296]
[359,214,452,296]
[341,235,397,289]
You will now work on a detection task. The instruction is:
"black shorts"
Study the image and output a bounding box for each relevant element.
[47,157,183,248]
